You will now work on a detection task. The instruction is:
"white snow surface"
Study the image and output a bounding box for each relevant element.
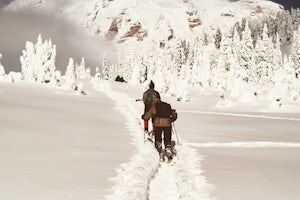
[1,80,300,200]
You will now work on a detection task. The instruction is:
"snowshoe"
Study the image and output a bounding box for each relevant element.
[159,152,165,162]
[145,130,154,143]
[165,147,173,162]
[171,141,177,156]
[148,130,155,137]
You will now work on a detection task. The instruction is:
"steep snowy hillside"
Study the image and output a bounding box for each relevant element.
[5,0,283,44]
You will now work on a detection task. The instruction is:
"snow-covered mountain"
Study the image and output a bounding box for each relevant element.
[5,0,283,44]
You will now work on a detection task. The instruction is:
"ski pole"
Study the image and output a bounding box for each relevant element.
[172,122,181,145]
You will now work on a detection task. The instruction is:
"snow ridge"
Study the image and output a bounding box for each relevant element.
[176,145,216,200]
[180,110,300,121]
[93,81,216,200]
[187,142,300,148]
[93,80,159,200]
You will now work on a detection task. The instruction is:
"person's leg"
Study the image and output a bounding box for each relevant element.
[163,127,173,159]
[144,105,150,131]
[154,127,163,154]
[144,120,149,132]
[163,127,172,148]
[151,117,155,131]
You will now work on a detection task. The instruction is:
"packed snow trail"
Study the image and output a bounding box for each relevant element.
[148,161,179,200]
[93,81,159,200]
[93,81,215,200]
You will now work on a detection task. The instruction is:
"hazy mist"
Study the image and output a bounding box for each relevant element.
[0,8,115,74]
[0,0,14,9]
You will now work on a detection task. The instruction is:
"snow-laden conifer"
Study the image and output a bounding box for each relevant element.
[76,57,87,79]
[130,53,142,85]
[291,27,300,100]
[235,21,256,97]
[65,58,76,90]
[85,68,91,80]
[191,34,211,89]
[102,54,109,80]
[216,31,235,104]
[254,24,275,92]
[94,67,101,80]
[20,34,56,83]
[229,28,246,98]
[291,27,300,79]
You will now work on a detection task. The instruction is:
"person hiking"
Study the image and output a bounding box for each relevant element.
[142,99,177,161]
[142,80,160,133]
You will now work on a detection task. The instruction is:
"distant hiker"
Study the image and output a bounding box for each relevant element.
[142,80,160,132]
[115,75,127,83]
[142,99,177,161]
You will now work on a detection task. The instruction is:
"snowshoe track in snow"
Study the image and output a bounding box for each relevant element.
[149,161,179,200]
[94,81,215,200]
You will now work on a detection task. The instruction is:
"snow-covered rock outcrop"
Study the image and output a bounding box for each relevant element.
[5,0,283,45]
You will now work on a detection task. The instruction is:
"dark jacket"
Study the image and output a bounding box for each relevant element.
[143,101,175,127]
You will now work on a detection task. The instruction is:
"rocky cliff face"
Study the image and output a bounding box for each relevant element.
[5,0,283,45]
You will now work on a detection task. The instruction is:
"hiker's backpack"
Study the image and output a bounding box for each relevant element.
[145,89,159,105]
[155,102,172,118]
[155,102,177,122]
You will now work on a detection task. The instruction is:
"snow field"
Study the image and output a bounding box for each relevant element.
[0,81,136,200]
[1,78,300,199]
[93,80,215,200]
[148,161,179,200]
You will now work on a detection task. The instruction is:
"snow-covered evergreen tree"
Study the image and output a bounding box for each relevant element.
[229,28,246,98]
[273,33,283,72]
[291,8,300,30]
[208,41,219,90]
[94,67,101,80]
[20,34,56,83]
[191,33,211,90]
[236,21,255,93]
[253,24,275,92]
[130,53,142,84]
[85,68,91,80]
[20,41,35,81]
[173,40,187,77]
[291,27,300,79]
[102,54,109,80]
[290,27,300,100]
[216,31,235,103]
[214,28,222,49]
[76,57,87,79]
[65,58,76,90]
[277,10,293,43]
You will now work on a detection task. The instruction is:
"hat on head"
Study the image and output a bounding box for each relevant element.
[149,80,155,89]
